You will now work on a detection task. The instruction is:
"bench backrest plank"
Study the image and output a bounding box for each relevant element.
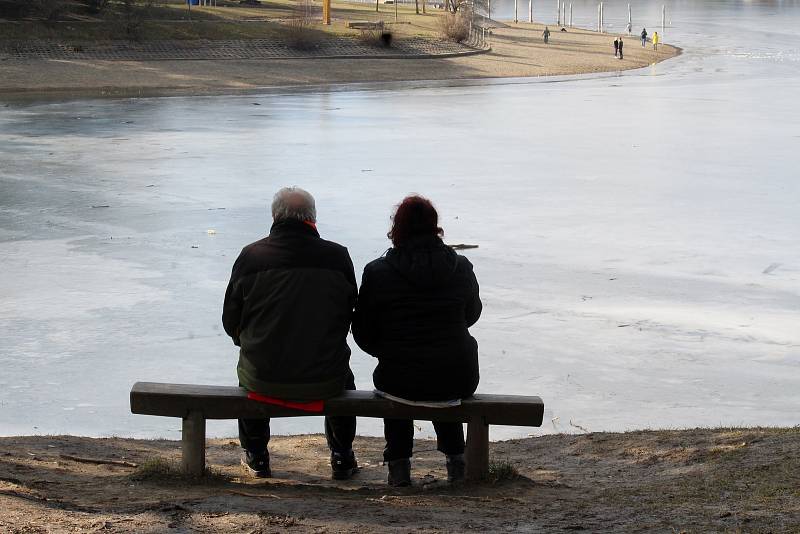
[130,382,544,427]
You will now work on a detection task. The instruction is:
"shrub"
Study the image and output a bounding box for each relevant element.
[0,0,29,18]
[85,0,110,14]
[487,459,519,483]
[121,0,144,41]
[132,457,176,480]
[438,12,469,43]
[0,0,67,20]
[286,0,321,50]
[33,0,65,21]
[357,29,393,48]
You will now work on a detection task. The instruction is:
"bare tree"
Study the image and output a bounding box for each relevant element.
[448,0,486,15]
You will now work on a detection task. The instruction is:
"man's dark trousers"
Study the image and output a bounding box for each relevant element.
[239,369,357,455]
[383,419,465,461]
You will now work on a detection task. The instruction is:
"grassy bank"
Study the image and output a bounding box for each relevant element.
[0,0,443,42]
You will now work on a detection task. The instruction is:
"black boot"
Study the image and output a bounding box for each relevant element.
[331,450,358,480]
[446,454,465,484]
[241,450,271,478]
[387,458,411,487]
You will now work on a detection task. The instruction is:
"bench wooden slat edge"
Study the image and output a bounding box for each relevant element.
[130,382,544,426]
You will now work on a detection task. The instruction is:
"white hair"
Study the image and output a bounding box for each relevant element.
[271,187,317,223]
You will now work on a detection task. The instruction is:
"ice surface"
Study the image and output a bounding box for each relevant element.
[0,0,798,440]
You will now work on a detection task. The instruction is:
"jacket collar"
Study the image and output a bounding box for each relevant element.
[270,219,320,238]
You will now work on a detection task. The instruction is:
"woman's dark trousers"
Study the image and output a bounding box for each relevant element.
[383,419,465,461]
[238,369,357,455]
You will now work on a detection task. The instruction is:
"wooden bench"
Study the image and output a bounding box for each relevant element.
[130,382,544,481]
[347,20,385,31]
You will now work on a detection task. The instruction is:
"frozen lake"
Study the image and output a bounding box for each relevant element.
[1,0,798,441]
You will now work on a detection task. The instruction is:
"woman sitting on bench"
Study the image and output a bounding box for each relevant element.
[352,195,482,486]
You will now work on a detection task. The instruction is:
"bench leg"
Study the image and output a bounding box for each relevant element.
[465,417,489,482]
[181,411,206,476]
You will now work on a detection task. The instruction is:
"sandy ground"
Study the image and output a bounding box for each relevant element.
[0,24,679,99]
[0,427,797,533]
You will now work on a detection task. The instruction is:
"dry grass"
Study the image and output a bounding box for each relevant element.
[131,457,230,484]
[487,458,519,483]
[0,0,447,42]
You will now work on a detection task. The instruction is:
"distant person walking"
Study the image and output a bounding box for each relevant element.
[543,26,550,44]
[652,31,659,50]
[618,36,624,59]
[613,37,619,57]
[641,27,648,47]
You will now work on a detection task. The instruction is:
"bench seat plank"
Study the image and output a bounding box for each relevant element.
[130,382,544,427]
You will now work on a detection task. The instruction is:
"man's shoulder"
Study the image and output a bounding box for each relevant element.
[238,236,271,261]
[316,236,350,255]
[241,236,269,253]
[312,237,354,270]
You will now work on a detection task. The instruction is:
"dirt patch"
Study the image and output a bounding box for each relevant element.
[1,427,797,532]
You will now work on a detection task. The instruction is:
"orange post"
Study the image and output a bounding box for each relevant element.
[323,0,331,24]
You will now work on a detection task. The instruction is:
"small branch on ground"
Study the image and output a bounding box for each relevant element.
[59,454,138,468]
[226,489,282,499]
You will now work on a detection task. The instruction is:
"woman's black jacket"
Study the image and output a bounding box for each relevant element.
[352,236,481,400]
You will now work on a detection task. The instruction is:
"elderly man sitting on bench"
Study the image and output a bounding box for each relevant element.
[222,186,359,480]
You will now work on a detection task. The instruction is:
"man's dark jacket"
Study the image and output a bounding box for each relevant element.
[222,220,357,400]
[352,235,481,401]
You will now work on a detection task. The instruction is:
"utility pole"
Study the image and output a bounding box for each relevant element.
[662,4,665,34]
[569,3,572,27]
[514,0,518,23]
[528,0,532,23]
[557,0,560,26]
[597,3,600,32]
[628,3,632,33]
[600,1,604,32]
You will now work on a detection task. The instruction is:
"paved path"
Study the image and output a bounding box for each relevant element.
[0,36,486,61]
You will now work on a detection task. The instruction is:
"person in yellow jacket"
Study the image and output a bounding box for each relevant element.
[653,31,659,51]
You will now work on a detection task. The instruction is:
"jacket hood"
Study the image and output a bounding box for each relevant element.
[384,235,458,289]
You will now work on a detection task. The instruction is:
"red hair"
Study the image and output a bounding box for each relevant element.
[387,195,443,247]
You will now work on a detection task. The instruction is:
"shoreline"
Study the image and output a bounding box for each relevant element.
[0,61,680,103]
[1,427,797,532]
[0,24,681,101]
